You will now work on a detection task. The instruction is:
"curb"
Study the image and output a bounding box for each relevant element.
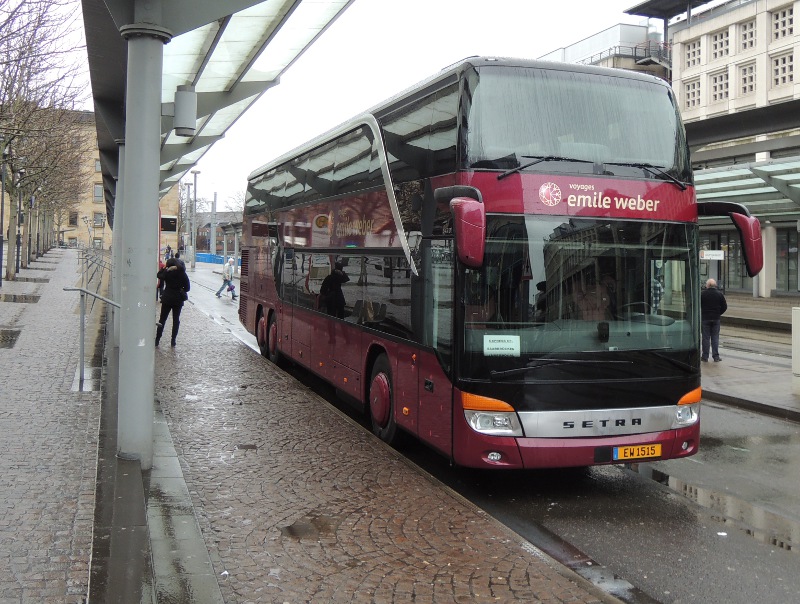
[703,389,800,424]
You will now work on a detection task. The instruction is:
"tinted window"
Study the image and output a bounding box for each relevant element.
[381,83,459,184]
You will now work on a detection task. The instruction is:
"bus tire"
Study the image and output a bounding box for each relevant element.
[266,313,283,365]
[257,310,269,358]
[369,354,397,444]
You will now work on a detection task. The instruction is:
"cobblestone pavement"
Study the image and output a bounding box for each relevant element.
[154,302,616,603]
[0,248,100,603]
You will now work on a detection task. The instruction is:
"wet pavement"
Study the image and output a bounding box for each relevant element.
[1,249,799,603]
[0,247,100,603]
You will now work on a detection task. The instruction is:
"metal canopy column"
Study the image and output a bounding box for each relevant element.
[117,6,172,470]
[111,140,124,349]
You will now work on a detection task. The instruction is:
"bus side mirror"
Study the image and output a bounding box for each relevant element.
[451,197,485,268]
[730,213,763,277]
[697,201,763,277]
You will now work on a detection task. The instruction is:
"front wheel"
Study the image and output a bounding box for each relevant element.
[369,354,397,444]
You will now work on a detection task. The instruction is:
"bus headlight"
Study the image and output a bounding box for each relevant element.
[673,403,699,427]
[464,410,523,436]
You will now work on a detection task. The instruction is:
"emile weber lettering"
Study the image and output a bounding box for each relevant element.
[566,183,661,212]
[335,217,374,237]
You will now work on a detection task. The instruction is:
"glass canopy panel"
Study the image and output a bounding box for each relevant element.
[201,95,261,137]
[693,168,753,182]
[162,24,219,103]
[244,0,350,83]
[698,187,776,199]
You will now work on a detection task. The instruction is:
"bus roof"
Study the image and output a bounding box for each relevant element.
[247,56,670,181]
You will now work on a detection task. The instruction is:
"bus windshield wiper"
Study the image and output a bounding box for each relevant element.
[603,161,687,191]
[497,155,594,181]
[489,358,631,379]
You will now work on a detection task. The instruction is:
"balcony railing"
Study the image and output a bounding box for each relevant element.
[578,42,672,69]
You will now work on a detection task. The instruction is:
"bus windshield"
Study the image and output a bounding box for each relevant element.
[459,215,699,378]
[466,66,690,183]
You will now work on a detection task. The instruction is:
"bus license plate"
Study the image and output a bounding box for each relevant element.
[613,444,661,461]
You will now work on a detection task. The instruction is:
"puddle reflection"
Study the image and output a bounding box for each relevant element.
[633,464,797,553]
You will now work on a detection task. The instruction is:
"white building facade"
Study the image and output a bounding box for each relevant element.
[670,0,800,296]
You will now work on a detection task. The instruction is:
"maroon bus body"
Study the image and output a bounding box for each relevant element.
[240,168,703,469]
[239,58,759,470]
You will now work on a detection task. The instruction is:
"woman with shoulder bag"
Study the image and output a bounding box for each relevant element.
[156,257,191,347]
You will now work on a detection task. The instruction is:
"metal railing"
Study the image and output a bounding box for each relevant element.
[78,247,113,312]
[578,42,672,69]
[63,287,119,387]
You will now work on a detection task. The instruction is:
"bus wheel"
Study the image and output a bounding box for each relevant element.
[257,311,269,358]
[369,354,397,444]
[266,314,282,365]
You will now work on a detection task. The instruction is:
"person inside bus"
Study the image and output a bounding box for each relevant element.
[319,261,349,318]
[576,282,612,321]
[156,257,191,347]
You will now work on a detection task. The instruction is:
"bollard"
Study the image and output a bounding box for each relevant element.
[79,291,86,386]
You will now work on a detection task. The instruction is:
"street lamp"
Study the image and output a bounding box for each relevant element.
[183,182,192,254]
[190,169,200,270]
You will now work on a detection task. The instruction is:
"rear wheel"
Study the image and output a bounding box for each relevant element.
[257,311,282,365]
[257,311,269,358]
[369,354,397,444]
[266,314,282,365]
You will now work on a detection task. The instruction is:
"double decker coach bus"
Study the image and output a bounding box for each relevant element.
[240,57,762,470]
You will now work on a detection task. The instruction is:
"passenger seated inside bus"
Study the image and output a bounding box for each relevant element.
[575,283,612,321]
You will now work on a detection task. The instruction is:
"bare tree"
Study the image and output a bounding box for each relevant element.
[1,0,91,279]
[226,190,245,221]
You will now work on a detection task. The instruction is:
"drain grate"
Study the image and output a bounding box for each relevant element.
[0,294,40,303]
[0,329,21,349]
[14,277,50,283]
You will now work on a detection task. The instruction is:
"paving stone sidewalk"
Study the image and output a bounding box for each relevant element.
[0,248,100,603]
[154,303,618,604]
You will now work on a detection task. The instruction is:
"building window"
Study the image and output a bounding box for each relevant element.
[684,79,701,108]
[772,53,794,86]
[739,63,756,95]
[740,20,756,50]
[777,229,799,292]
[93,183,103,202]
[711,29,729,59]
[710,71,729,101]
[685,40,701,68]
[92,238,104,250]
[69,211,78,226]
[773,6,793,40]
[93,212,105,227]
[95,159,101,172]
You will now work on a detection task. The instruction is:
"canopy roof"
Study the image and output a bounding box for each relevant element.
[624,0,712,20]
[81,0,354,222]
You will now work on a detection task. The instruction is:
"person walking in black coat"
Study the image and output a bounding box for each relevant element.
[156,257,191,347]
[700,278,727,362]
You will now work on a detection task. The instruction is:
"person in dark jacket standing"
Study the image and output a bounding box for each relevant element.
[319,261,349,318]
[156,257,191,347]
[700,278,727,362]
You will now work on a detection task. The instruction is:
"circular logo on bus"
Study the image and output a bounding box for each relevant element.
[539,182,562,206]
